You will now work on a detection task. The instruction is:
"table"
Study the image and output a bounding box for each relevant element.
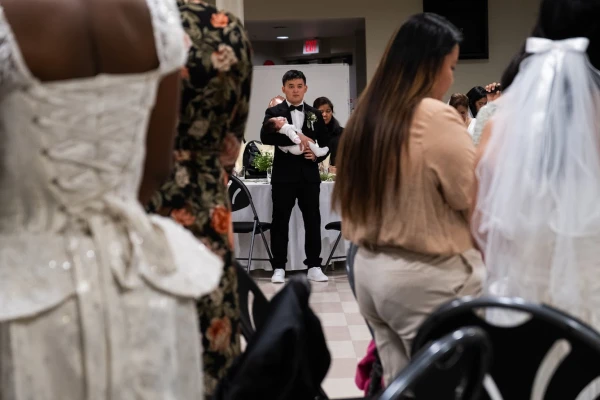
[232,180,347,271]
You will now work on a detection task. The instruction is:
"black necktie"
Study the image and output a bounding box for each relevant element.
[289,104,304,112]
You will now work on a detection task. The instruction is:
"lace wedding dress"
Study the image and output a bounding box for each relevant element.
[0,1,223,399]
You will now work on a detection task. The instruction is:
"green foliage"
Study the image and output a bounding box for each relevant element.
[252,152,273,172]
[320,172,335,182]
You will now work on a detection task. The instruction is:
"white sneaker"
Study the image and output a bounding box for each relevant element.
[307,267,329,282]
[271,269,286,284]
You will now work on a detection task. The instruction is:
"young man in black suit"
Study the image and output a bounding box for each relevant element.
[260,70,331,283]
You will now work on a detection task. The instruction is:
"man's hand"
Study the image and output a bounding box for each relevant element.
[303,147,316,161]
[297,133,314,151]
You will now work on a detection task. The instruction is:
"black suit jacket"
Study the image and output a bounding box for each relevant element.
[260,101,330,184]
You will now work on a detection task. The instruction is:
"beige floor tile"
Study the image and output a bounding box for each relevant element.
[317,312,348,327]
[349,325,372,341]
[353,340,372,358]
[339,291,357,302]
[326,358,359,379]
[323,326,352,341]
[310,292,341,303]
[345,312,367,326]
[328,340,357,359]
[341,301,360,314]
[311,302,344,313]
[322,378,363,399]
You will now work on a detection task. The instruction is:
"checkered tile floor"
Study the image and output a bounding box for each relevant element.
[253,267,369,399]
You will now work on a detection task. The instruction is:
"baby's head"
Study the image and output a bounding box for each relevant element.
[264,116,286,131]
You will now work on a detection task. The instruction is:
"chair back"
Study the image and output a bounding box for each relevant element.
[236,263,269,341]
[379,327,492,400]
[413,297,600,400]
[229,175,259,218]
[215,274,331,400]
[346,243,358,298]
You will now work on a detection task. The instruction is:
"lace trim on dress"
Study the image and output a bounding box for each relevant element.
[145,0,188,75]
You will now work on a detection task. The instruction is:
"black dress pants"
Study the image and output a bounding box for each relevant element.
[270,182,322,270]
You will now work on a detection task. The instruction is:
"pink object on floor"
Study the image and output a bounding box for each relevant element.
[355,340,378,394]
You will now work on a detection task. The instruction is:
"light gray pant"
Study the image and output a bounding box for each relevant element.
[354,247,484,385]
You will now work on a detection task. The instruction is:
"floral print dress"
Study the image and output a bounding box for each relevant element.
[146,1,252,397]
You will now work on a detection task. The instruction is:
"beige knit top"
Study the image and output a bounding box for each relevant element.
[343,98,476,256]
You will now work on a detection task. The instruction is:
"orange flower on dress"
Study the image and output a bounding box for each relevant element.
[211,206,231,235]
[210,13,229,28]
[206,317,232,352]
[181,67,190,80]
[171,208,196,227]
[174,150,191,162]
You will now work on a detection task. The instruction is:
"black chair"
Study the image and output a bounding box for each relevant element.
[229,175,273,273]
[227,266,331,400]
[236,263,270,341]
[346,242,358,297]
[379,327,492,400]
[323,221,344,272]
[413,297,600,400]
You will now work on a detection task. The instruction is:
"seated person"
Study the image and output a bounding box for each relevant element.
[264,117,329,157]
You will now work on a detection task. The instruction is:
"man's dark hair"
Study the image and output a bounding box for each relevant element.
[282,70,307,85]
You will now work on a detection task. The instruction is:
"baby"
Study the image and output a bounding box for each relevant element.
[266,117,329,157]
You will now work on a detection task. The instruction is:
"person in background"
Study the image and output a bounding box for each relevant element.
[472,82,504,146]
[466,86,488,117]
[333,13,483,384]
[449,93,476,136]
[146,1,253,397]
[473,0,600,332]
[313,97,344,173]
[260,70,331,284]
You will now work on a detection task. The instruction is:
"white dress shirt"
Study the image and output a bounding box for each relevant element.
[286,100,305,131]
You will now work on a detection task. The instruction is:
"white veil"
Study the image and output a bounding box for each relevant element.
[473,37,600,324]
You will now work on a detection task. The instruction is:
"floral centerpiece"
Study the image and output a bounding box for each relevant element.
[252,152,273,172]
[320,172,335,182]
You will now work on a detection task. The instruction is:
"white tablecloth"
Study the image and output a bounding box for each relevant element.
[232,180,347,271]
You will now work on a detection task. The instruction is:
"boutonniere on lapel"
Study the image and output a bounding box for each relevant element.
[307,112,318,131]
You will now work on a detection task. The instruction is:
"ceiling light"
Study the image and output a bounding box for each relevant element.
[277,36,289,40]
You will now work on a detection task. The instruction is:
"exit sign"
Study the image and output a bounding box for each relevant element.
[303,39,319,55]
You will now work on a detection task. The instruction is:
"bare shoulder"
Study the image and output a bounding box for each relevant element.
[2,0,159,81]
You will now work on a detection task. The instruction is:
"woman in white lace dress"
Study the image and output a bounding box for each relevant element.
[0,0,222,398]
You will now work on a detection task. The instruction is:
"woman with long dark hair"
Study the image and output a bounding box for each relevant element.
[313,97,343,170]
[333,13,483,383]
[466,85,487,117]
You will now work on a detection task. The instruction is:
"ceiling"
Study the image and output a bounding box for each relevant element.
[245,18,365,42]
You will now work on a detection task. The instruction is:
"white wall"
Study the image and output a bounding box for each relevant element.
[245,0,541,95]
[250,37,365,102]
